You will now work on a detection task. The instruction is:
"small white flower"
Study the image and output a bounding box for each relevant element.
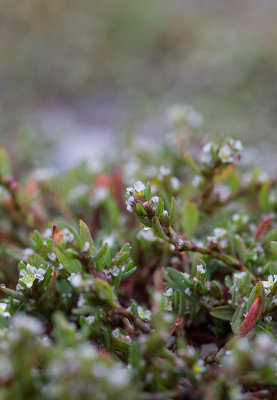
[11,313,44,335]
[62,229,74,243]
[264,315,272,322]
[159,166,171,177]
[48,252,56,262]
[202,141,213,153]
[112,328,121,338]
[102,235,115,247]
[214,228,227,238]
[230,139,243,152]
[107,365,130,388]
[42,228,52,239]
[137,306,152,321]
[151,196,159,203]
[171,176,180,190]
[182,272,190,279]
[185,287,191,295]
[232,214,240,222]
[85,316,95,324]
[257,171,269,183]
[126,196,135,212]
[19,264,36,288]
[0,303,10,318]
[192,175,203,187]
[218,145,234,163]
[233,272,247,280]
[165,301,173,311]
[68,183,88,202]
[83,242,90,252]
[197,264,206,274]
[133,181,145,192]
[164,288,173,297]
[19,264,46,288]
[111,266,120,277]
[22,248,34,261]
[126,186,134,194]
[67,273,83,288]
[167,104,203,128]
[36,268,46,282]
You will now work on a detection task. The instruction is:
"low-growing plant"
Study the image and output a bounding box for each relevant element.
[0,105,277,399]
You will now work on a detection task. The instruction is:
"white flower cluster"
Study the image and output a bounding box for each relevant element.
[201,138,243,165]
[22,248,34,261]
[218,138,243,163]
[11,313,44,335]
[68,183,89,202]
[89,186,109,207]
[262,275,277,295]
[158,166,171,180]
[126,181,146,212]
[167,103,203,129]
[232,213,249,225]
[207,227,228,248]
[18,264,46,289]
[62,229,74,243]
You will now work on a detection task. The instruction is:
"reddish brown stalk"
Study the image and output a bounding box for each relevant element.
[254,216,274,242]
[169,316,184,336]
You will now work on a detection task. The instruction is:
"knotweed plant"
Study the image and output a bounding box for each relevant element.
[0,106,277,399]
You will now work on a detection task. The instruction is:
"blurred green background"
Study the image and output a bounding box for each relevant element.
[0,0,277,168]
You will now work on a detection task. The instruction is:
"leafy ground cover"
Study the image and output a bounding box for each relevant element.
[0,106,276,399]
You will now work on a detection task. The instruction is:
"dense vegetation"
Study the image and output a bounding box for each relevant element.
[0,106,277,399]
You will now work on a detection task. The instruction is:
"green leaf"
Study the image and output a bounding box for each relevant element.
[259,179,270,211]
[91,243,108,262]
[144,182,151,201]
[136,214,152,228]
[155,198,164,217]
[0,147,11,179]
[166,268,194,289]
[104,247,112,266]
[120,243,131,253]
[182,201,199,239]
[0,285,25,300]
[231,305,244,334]
[240,272,251,297]
[93,279,118,307]
[152,216,169,241]
[246,281,266,312]
[210,305,234,321]
[234,235,247,263]
[169,197,176,226]
[136,203,147,216]
[54,243,82,274]
[270,241,277,256]
[79,219,95,250]
[184,151,201,175]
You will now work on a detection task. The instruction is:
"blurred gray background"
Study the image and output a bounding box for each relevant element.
[0,0,277,168]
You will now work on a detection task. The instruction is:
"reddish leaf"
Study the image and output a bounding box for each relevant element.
[236,296,263,338]
[254,216,274,242]
[52,225,64,243]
